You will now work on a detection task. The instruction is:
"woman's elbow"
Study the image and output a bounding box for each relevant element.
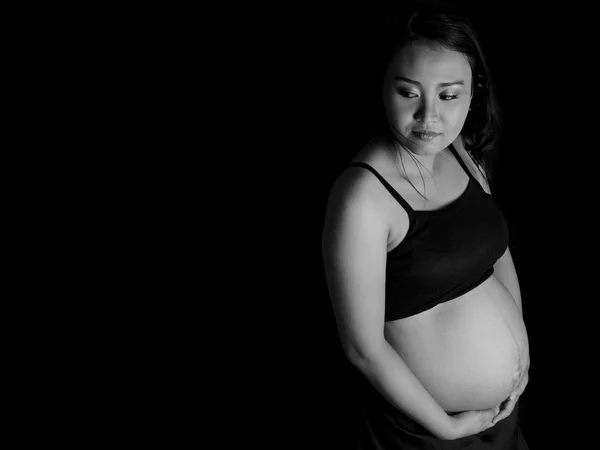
[343,339,386,372]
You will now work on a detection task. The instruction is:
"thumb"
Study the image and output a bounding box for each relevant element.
[485,405,500,418]
[479,406,499,426]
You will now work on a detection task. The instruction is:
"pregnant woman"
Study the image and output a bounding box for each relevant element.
[321,3,529,449]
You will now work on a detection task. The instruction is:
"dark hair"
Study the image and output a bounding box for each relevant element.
[369,1,501,175]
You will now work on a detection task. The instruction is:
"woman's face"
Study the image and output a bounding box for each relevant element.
[382,41,473,156]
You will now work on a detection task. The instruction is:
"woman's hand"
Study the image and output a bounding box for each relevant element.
[446,405,500,440]
[491,362,529,426]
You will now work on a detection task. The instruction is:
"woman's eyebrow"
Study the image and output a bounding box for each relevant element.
[393,76,464,88]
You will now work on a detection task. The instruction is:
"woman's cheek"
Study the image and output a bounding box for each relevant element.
[386,102,412,127]
[445,105,469,130]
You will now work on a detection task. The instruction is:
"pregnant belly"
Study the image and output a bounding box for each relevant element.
[384,275,529,412]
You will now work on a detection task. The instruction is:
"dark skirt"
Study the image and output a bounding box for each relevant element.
[354,382,529,450]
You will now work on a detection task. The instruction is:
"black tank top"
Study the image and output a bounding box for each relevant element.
[347,144,509,321]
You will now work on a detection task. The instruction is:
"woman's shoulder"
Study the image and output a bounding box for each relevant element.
[324,137,400,228]
[451,135,477,168]
[349,135,392,166]
[330,137,394,202]
[451,135,491,194]
[322,140,398,252]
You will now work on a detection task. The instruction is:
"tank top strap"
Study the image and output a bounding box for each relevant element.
[448,143,479,183]
[347,162,415,214]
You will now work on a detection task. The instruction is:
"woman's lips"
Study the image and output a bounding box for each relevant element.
[412,130,441,140]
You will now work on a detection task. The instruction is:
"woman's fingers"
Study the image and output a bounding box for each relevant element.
[492,395,516,425]
[492,370,529,425]
[512,370,529,400]
[484,406,500,430]
[518,370,529,393]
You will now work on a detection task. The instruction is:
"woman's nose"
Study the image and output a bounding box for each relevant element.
[414,101,440,123]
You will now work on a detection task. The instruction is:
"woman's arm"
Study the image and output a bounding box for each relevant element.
[321,170,455,440]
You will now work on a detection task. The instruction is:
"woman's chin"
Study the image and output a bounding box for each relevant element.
[395,133,446,155]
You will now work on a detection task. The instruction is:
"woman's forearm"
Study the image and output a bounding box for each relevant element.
[348,341,454,440]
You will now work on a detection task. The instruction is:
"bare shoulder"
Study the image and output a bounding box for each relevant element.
[452,135,491,195]
[323,162,389,237]
[323,137,405,232]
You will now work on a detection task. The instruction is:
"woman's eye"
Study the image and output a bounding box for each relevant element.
[397,90,418,98]
[440,94,459,101]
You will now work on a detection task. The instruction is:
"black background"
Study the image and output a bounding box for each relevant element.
[239,2,596,449]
